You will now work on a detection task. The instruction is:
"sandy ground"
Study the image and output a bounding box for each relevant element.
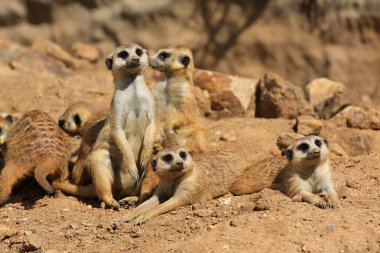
[0,116,379,253]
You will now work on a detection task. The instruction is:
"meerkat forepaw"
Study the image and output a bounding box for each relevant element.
[131,214,151,226]
[124,161,139,181]
[119,196,139,207]
[314,200,329,209]
[101,199,120,210]
[326,198,339,209]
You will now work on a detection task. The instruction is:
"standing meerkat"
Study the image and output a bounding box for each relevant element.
[0,110,70,206]
[53,44,157,209]
[132,46,209,204]
[122,133,278,225]
[149,46,208,155]
[58,101,99,137]
[279,135,339,208]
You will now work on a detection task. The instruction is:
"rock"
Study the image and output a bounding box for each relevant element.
[0,1,26,26]
[306,78,364,119]
[0,59,13,76]
[256,73,313,119]
[337,129,372,156]
[218,196,232,206]
[193,69,258,117]
[32,39,80,69]
[10,49,69,76]
[333,105,380,130]
[329,142,348,157]
[193,208,213,218]
[305,78,346,107]
[26,0,53,24]
[276,132,304,151]
[71,42,100,63]
[0,224,17,241]
[21,234,43,252]
[229,219,238,227]
[294,115,323,135]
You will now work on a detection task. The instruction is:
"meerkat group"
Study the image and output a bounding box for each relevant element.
[0,43,340,224]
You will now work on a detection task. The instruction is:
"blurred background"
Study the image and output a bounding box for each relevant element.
[0,0,379,101]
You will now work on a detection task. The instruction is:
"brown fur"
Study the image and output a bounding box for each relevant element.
[53,44,157,209]
[0,110,70,206]
[123,135,279,225]
[70,112,106,185]
[59,101,98,137]
[136,46,209,203]
[276,135,339,208]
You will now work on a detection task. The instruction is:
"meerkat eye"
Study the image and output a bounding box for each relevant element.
[135,48,143,56]
[73,114,82,127]
[162,154,173,163]
[181,56,190,68]
[158,52,170,61]
[179,151,187,160]
[315,139,322,147]
[117,51,129,59]
[297,143,309,152]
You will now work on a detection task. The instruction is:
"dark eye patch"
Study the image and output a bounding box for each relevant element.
[117,50,129,59]
[179,151,187,160]
[0,127,3,135]
[162,154,173,163]
[159,51,170,61]
[135,48,143,56]
[73,114,82,127]
[297,143,309,152]
[181,56,190,68]
[315,139,322,148]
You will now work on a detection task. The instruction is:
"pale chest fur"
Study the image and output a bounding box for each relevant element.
[153,79,191,122]
[297,162,333,193]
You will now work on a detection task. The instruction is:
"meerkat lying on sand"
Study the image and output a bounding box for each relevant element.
[278,135,339,208]
[0,110,70,206]
[123,132,279,225]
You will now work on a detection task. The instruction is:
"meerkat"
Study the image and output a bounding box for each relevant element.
[123,133,279,225]
[0,110,70,206]
[53,44,157,209]
[0,115,13,145]
[58,101,99,137]
[132,46,209,203]
[149,46,208,155]
[278,135,339,209]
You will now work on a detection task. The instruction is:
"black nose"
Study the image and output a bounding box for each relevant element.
[176,162,183,167]
[58,119,64,128]
[313,149,321,155]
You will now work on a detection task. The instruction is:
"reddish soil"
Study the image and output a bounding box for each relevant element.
[0,115,379,252]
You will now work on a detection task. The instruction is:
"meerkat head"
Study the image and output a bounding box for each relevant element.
[0,116,13,145]
[58,101,97,137]
[285,135,329,166]
[151,146,194,179]
[149,46,194,77]
[105,43,148,76]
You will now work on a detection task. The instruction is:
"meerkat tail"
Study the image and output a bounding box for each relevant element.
[34,161,57,194]
[52,181,97,198]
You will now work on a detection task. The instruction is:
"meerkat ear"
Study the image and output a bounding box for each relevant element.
[105,58,113,70]
[4,115,13,124]
[181,56,190,68]
[322,138,329,147]
[284,149,293,161]
[151,159,157,171]
[73,114,82,127]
